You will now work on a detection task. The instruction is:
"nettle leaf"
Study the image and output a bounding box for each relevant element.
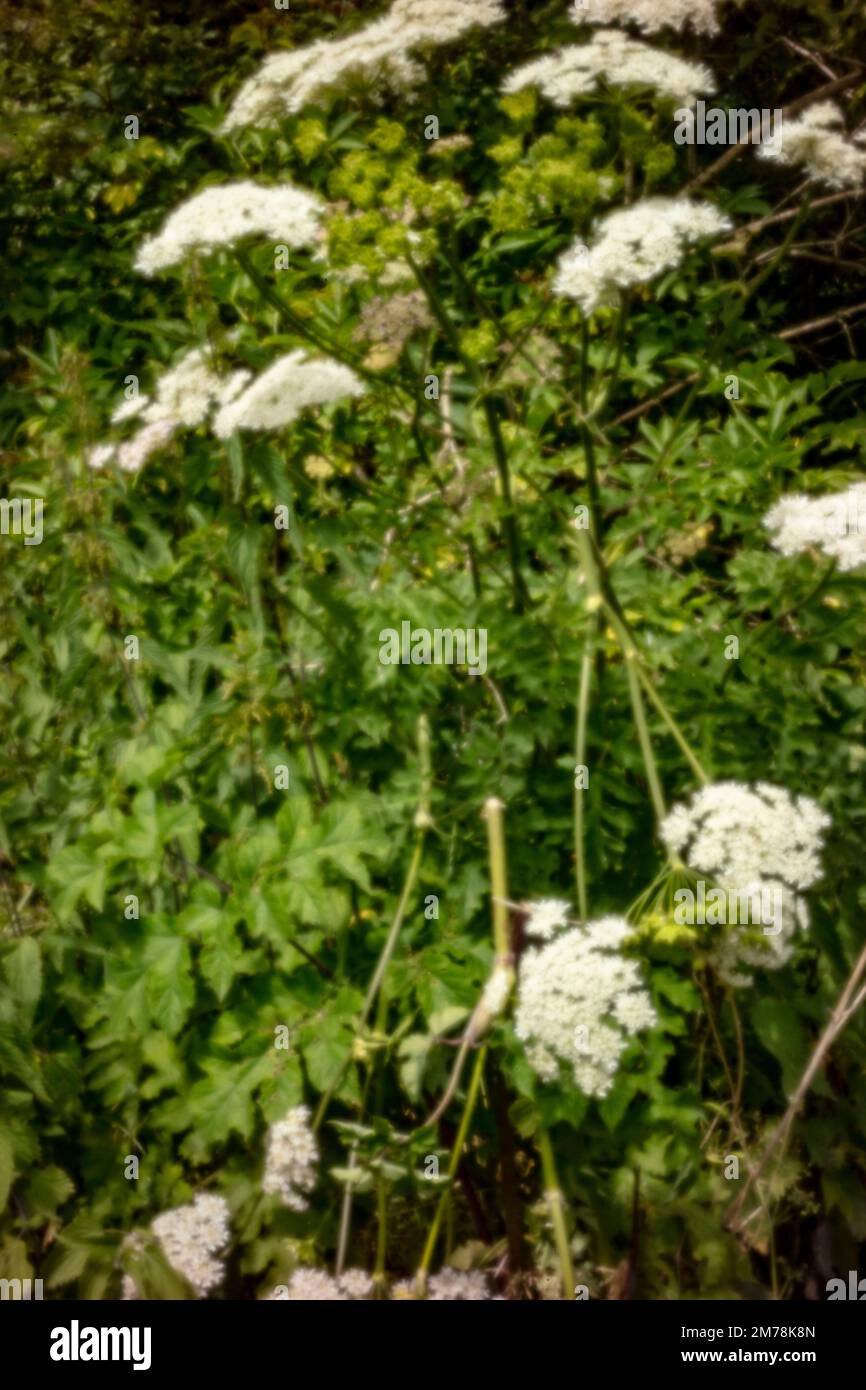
[165,1053,273,1159]
[0,1130,14,1212]
[199,923,254,1002]
[275,795,388,894]
[3,937,42,1023]
[46,844,107,918]
[23,1166,74,1218]
[143,937,196,1034]
[258,1052,304,1121]
[301,1012,356,1094]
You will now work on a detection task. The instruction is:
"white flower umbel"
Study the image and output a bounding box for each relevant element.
[571,0,720,34]
[758,102,866,190]
[262,1104,318,1211]
[265,1268,372,1300]
[136,349,252,431]
[514,914,656,1097]
[151,1193,230,1298]
[661,782,830,984]
[213,351,365,438]
[504,30,714,109]
[553,197,730,315]
[661,782,830,893]
[765,483,866,573]
[222,0,505,131]
[89,349,253,475]
[427,1268,495,1300]
[134,182,324,275]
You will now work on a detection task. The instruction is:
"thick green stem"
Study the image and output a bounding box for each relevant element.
[537,1125,574,1298]
[484,795,510,961]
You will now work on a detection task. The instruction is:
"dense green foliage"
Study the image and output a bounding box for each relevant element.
[2,0,866,1300]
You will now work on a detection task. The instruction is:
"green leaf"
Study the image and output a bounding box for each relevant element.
[0,1131,14,1212]
[752,999,809,1097]
[4,938,42,1018]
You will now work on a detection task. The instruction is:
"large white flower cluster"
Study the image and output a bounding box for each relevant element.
[758,102,866,190]
[222,0,505,131]
[553,197,730,315]
[570,0,720,33]
[504,30,714,109]
[764,483,866,573]
[151,1193,230,1297]
[661,783,830,984]
[514,912,656,1097]
[213,350,366,438]
[661,782,830,893]
[87,349,252,474]
[262,1104,319,1211]
[134,182,324,276]
[87,345,364,471]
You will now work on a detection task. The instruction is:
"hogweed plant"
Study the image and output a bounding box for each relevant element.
[3,0,866,1302]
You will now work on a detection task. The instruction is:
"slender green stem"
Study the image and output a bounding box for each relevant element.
[482,395,529,613]
[626,655,667,822]
[575,649,592,921]
[362,836,425,1023]
[415,1043,488,1295]
[635,664,708,785]
[374,1175,388,1294]
[574,528,707,794]
[537,1125,574,1298]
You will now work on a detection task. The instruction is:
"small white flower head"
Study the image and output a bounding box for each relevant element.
[284,1269,347,1300]
[553,197,731,315]
[710,878,806,987]
[504,30,714,109]
[523,898,573,941]
[262,1104,318,1211]
[571,0,720,34]
[758,102,866,190]
[87,443,116,471]
[213,351,365,438]
[116,418,177,474]
[151,1192,231,1298]
[764,483,866,573]
[134,182,324,276]
[515,915,656,1097]
[338,1268,374,1299]
[222,0,506,131]
[121,1274,141,1301]
[427,1267,494,1300]
[111,395,150,425]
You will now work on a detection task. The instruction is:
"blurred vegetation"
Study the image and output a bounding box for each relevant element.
[1,0,865,1300]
